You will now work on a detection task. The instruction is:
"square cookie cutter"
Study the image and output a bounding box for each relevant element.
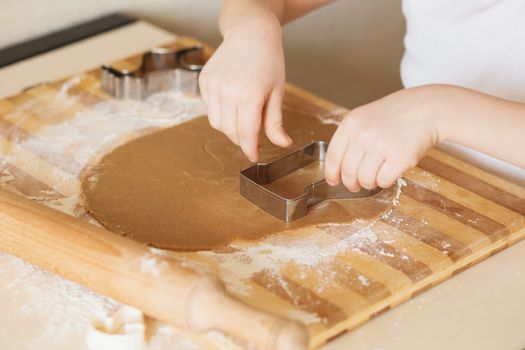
[240,141,381,222]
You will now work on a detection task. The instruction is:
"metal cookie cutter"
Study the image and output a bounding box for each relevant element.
[240,141,381,222]
[101,46,206,99]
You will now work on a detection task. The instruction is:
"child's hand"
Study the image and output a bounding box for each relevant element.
[325,86,445,192]
[199,17,292,162]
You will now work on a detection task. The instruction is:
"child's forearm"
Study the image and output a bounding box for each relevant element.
[436,85,525,168]
[278,0,335,23]
[219,0,282,37]
[219,0,333,36]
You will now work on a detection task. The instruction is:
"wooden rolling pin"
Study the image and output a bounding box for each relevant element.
[0,187,308,350]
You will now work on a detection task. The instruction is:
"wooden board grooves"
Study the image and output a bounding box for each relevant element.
[252,270,347,326]
[320,224,433,283]
[381,209,471,262]
[420,156,525,216]
[0,100,81,175]
[0,162,65,199]
[403,180,509,241]
[331,264,391,304]
[0,116,32,143]
[51,73,109,102]
[357,242,432,283]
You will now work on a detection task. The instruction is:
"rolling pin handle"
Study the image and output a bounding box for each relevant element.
[269,319,310,350]
[184,273,225,331]
[185,273,309,350]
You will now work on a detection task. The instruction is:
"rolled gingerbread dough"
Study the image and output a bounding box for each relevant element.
[81,109,391,251]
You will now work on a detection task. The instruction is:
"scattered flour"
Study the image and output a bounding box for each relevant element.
[196,216,392,325]
[145,323,202,350]
[284,308,322,325]
[0,252,118,350]
[0,75,206,216]
[357,275,370,287]
[32,195,81,216]
[139,253,170,278]
[201,220,378,279]
[393,177,407,206]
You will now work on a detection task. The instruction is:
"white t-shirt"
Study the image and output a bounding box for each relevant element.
[401,0,525,101]
[401,0,525,185]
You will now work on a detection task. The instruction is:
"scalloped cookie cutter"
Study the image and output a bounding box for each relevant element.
[240,141,381,222]
[101,46,206,99]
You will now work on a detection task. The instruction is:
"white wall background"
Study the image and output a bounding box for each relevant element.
[0,0,405,108]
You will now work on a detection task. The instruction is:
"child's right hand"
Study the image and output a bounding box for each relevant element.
[199,16,292,162]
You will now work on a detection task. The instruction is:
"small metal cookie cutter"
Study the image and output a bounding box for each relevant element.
[240,141,381,222]
[101,46,206,99]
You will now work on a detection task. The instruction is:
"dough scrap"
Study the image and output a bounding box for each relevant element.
[81,110,391,251]
[86,305,145,350]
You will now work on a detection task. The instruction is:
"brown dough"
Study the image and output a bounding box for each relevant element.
[81,108,392,251]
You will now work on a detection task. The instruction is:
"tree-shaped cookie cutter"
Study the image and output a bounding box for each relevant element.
[240,141,381,222]
[101,46,206,99]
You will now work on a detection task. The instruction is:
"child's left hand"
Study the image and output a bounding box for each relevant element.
[324,85,446,192]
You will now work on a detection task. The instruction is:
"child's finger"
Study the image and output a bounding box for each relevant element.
[198,74,208,106]
[263,88,292,147]
[207,88,221,130]
[357,151,385,189]
[220,94,239,145]
[238,99,264,162]
[376,158,406,188]
[341,143,365,192]
[325,125,350,186]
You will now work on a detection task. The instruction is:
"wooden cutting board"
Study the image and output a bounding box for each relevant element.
[0,36,524,349]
